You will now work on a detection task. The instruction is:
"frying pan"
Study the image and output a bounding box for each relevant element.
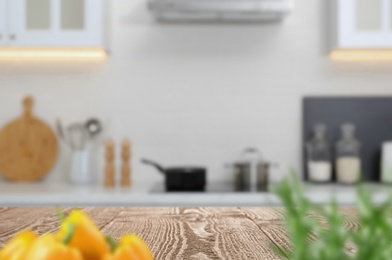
[141,159,206,191]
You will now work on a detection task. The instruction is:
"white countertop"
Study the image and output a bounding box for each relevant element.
[0,181,391,207]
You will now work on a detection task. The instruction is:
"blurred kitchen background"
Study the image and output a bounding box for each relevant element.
[0,0,392,206]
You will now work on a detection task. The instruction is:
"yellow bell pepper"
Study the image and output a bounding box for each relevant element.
[101,234,153,260]
[57,210,110,260]
[0,230,37,260]
[101,245,140,260]
[22,234,82,260]
[120,235,153,260]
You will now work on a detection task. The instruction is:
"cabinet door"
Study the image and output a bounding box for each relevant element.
[8,0,103,47]
[0,0,6,45]
[338,0,392,48]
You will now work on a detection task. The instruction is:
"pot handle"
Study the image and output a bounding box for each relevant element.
[141,158,166,174]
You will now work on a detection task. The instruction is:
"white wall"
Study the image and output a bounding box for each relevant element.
[1,0,392,188]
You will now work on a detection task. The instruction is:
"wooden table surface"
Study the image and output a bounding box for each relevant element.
[0,207,358,259]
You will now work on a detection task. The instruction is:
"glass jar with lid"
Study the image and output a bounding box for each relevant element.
[306,123,332,183]
[335,123,361,184]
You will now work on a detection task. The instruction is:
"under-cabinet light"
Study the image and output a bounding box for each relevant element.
[330,49,392,61]
[0,48,107,61]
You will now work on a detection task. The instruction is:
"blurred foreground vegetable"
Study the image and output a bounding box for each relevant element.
[0,231,37,260]
[273,172,392,260]
[0,209,154,260]
[22,234,83,260]
[102,235,153,260]
[57,210,109,260]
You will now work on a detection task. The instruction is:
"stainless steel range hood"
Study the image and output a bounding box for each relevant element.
[148,0,294,22]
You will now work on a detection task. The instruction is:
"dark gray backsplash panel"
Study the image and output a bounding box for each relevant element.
[303,97,392,182]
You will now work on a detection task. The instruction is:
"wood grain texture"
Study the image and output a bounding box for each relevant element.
[0,207,362,259]
[0,96,58,182]
[239,208,359,256]
[102,208,282,259]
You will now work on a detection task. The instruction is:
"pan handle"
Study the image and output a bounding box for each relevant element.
[141,158,166,174]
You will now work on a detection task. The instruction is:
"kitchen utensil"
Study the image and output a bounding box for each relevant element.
[241,148,261,192]
[229,148,274,192]
[56,118,73,147]
[70,149,91,185]
[141,159,206,191]
[56,118,65,140]
[104,139,115,188]
[0,96,58,182]
[256,163,269,191]
[121,139,132,188]
[234,162,270,192]
[233,163,250,192]
[67,123,88,150]
[85,118,102,138]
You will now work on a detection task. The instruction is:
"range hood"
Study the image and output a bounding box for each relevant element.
[148,0,294,22]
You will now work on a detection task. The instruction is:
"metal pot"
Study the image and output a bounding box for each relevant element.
[234,162,270,192]
[141,159,206,191]
[229,148,275,192]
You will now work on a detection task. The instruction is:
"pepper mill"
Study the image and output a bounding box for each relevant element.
[121,139,132,188]
[104,139,115,188]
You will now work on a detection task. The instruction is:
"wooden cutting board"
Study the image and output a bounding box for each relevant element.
[0,96,58,182]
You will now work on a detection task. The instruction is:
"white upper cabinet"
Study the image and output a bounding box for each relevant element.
[0,0,6,45]
[3,0,104,47]
[334,0,392,49]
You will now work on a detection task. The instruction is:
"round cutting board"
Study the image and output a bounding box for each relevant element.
[0,96,58,182]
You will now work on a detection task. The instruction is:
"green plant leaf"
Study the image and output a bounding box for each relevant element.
[272,171,392,260]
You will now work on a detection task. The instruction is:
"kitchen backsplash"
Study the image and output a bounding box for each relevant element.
[303,97,392,182]
[1,0,392,185]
